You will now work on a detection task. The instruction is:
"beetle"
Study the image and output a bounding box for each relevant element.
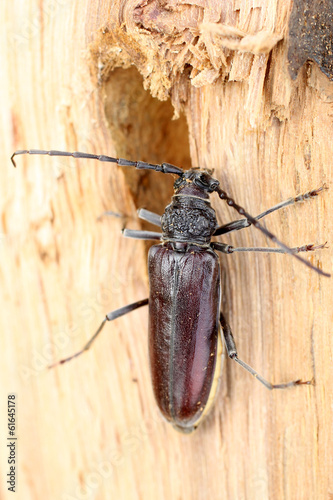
[12,149,330,433]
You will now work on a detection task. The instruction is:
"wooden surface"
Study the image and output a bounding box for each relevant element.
[1,1,332,499]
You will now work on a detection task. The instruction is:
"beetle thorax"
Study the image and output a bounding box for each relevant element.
[161,183,217,245]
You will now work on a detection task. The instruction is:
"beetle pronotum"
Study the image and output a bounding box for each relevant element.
[12,149,330,433]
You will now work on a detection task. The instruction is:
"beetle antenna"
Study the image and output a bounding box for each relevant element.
[215,186,330,277]
[11,149,184,176]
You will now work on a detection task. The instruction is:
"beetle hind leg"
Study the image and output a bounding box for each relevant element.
[219,312,313,390]
[49,299,148,368]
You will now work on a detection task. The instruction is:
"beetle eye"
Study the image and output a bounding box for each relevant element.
[197,173,209,187]
[194,172,220,192]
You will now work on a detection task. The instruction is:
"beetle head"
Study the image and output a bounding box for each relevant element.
[174,169,220,193]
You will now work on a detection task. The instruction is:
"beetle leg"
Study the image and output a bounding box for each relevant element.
[49,299,148,368]
[98,208,162,230]
[214,185,328,236]
[97,210,162,232]
[219,312,313,390]
[212,242,327,254]
[137,208,162,227]
[122,229,162,240]
[211,243,232,253]
[215,186,330,277]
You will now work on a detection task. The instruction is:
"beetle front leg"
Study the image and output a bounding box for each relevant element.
[214,185,328,236]
[219,312,313,390]
[137,208,162,227]
[98,208,162,228]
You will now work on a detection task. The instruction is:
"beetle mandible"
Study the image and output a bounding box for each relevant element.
[12,149,330,433]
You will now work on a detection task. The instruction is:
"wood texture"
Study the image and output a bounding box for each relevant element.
[1,1,332,499]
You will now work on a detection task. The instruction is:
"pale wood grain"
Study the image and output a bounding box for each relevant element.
[1,1,332,499]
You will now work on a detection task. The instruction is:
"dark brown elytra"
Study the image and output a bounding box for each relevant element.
[12,149,330,432]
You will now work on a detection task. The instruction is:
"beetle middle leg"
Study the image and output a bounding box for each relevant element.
[123,229,162,240]
[219,312,312,390]
[212,242,327,255]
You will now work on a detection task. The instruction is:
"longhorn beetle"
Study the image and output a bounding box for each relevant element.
[12,149,330,433]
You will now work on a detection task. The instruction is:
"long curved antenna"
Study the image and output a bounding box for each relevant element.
[215,187,330,278]
[12,149,329,277]
[11,149,184,176]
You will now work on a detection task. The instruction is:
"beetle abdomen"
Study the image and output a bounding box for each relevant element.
[148,243,221,432]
